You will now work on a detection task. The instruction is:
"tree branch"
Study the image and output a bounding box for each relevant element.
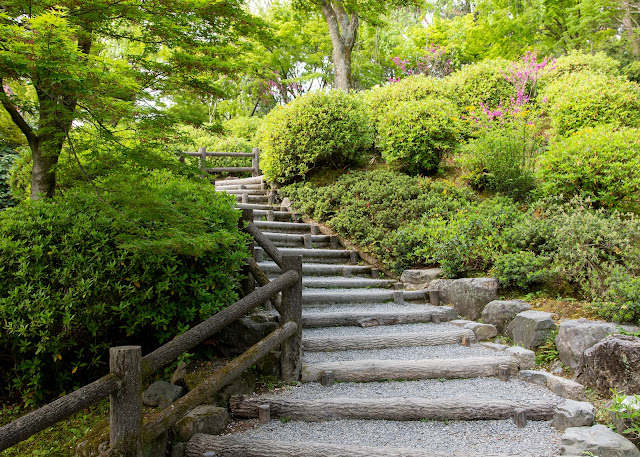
[0,78,36,146]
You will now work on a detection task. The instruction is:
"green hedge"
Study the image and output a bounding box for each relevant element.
[0,170,248,403]
[540,72,640,136]
[377,97,462,174]
[445,59,514,110]
[537,125,640,213]
[258,90,373,183]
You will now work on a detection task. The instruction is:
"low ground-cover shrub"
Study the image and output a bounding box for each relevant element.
[540,72,640,136]
[377,97,462,174]
[0,170,248,403]
[536,125,640,213]
[258,90,373,183]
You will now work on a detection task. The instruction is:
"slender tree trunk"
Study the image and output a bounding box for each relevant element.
[622,6,640,57]
[320,1,359,91]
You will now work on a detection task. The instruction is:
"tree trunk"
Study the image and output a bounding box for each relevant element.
[321,1,359,91]
[622,7,640,57]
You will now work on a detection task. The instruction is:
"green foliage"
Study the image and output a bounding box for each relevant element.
[593,270,640,325]
[458,126,537,200]
[0,170,248,403]
[360,75,449,122]
[493,251,551,288]
[258,90,373,183]
[540,73,640,136]
[539,50,621,87]
[535,329,560,366]
[445,59,515,110]
[0,146,18,209]
[607,391,640,441]
[377,97,462,174]
[222,116,264,142]
[537,125,640,213]
[280,169,474,265]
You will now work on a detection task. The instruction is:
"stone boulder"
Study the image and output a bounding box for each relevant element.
[173,405,229,441]
[481,299,531,334]
[505,346,536,370]
[214,316,279,358]
[507,310,556,349]
[429,278,499,320]
[556,319,639,371]
[552,400,595,432]
[400,268,444,290]
[143,380,185,408]
[561,425,640,457]
[464,322,498,341]
[576,335,640,396]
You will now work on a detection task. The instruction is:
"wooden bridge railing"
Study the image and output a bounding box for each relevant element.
[179,146,261,177]
[0,212,301,456]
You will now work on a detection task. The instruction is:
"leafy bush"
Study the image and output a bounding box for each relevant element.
[458,126,537,200]
[540,73,640,136]
[0,146,18,209]
[360,75,449,123]
[377,97,462,174]
[538,50,621,87]
[445,59,514,110]
[0,170,248,403]
[594,270,640,325]
[222,116,263,142]
[493,251,551,288]
[537,125,640,213]
[258,90,373,183]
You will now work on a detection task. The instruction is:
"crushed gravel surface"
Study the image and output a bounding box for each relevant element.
[237,418,562,456]
[303,303,445,313]
[303,322,460,337]
[302,343,508,363]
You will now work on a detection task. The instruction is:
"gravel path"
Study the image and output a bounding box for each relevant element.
[238,419,562,456]
[302,343,508,363]
[260,378,563,403]
[303,322,460,337]
[303,303,445,313]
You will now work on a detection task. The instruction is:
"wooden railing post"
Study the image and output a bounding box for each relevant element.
[280,255,303,381]
[198,146,207,170]
[109,346,142,457]
[252,147,260,177]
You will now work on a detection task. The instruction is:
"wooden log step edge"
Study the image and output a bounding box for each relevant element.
[303,329,476,352]
[301,357,519,383]
[230,395,557,422]
[185,435,514,457]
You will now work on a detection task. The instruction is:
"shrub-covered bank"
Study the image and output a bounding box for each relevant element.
[280,169,640,326]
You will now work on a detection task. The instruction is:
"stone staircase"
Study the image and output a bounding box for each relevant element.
[186,175,567,457]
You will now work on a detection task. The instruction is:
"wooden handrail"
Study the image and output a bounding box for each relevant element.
[245,220,283,267]
[179,147,261,177]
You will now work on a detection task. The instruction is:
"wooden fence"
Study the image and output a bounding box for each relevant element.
[0,209,300,456]
[179,146,261,177]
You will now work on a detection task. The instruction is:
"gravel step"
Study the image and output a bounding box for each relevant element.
[263,232,334,249]
[301,277,397,289]
[197,420,561,456]
[234,194,269,203]
[218,188,265,195]
[301,288,427,306]
[256,247,354,261]
[258,261,372,277]
[301,356,518,383]
[253,209,295,222]
[302,306,456,327]
[303,329,475,352]
[215,175,265,186]
[253,221,313,233]
[237,203,279,211]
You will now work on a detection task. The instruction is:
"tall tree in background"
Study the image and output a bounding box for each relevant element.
[0,1,265,199]
[293,0,419,90]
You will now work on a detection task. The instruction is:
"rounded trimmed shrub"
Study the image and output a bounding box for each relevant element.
[258,90,373,183]
[0,170,248,403]
[445,59,514,110]
[538,50,621,88]
[537,125,640,213]
[377,97,462,174]
[540,72,640,136]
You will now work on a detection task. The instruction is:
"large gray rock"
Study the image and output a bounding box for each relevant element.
[482,299,531,334]
[561,424,640,457]
[556,319,639,371]
[520,370,551,387]
[173,405,229,441]
[552,400,595,432]
[505,346,536,370]
[547,374,586,401]
[576,334,640,396]
[215,316,279,358]
[429,278,499,320]
[400,268,444,290]
[464,322,498,341]
[507,310,557,349]
[143,380,185,408]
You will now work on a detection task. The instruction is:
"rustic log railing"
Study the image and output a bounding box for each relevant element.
[0,216,301,456]
[179,146,261,177]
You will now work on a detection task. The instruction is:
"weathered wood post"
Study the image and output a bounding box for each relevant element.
[198,146,207,170]
[240,209,256,297]
[280,255,303,381]
[252,147,260,177]
[109,346,142,457]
